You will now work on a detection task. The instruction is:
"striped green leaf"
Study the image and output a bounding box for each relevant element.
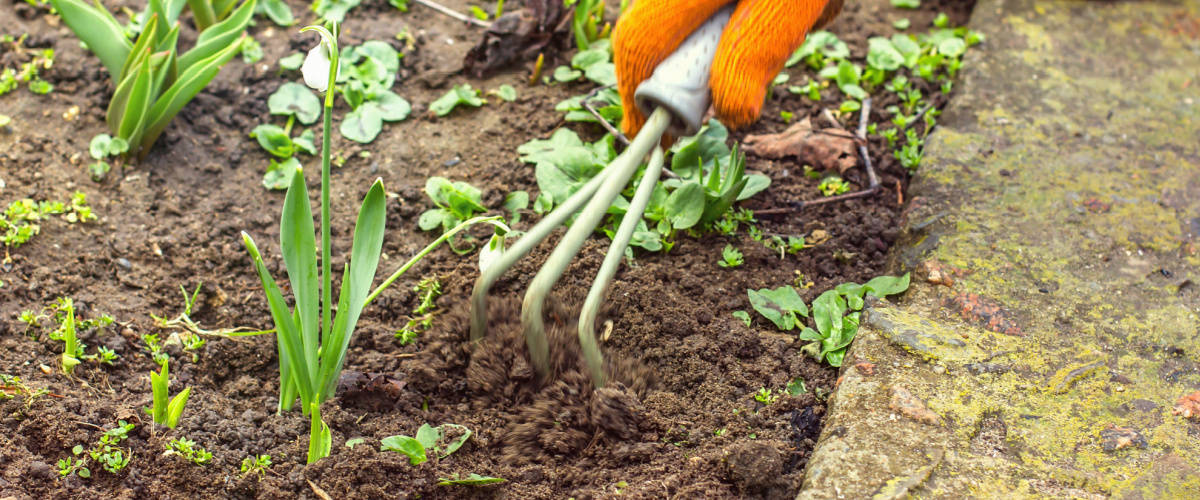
[49,0,132,82]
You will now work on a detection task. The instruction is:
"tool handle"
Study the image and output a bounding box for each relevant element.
[633,5,734,137]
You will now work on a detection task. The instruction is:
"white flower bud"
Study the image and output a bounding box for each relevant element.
[302,41,332,92]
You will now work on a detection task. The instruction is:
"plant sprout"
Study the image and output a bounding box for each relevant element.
[242,23,506,416]
[50,0,257,160]
[147,360,191,428]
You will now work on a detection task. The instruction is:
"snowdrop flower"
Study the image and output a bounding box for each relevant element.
[478,230,506,274]
[299,25,339,94]
[301,39,332,92]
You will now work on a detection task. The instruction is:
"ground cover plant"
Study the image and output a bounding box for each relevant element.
[0,0,984,497]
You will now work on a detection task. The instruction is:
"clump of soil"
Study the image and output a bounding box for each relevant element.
[0,0,975,498]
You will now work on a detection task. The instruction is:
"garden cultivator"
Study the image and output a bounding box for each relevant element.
[470,7,737,388]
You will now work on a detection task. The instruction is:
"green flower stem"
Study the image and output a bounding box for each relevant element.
[519,106,672,378]
[578,145,665,388]
[300,24,340,344]
[363,215,504,308]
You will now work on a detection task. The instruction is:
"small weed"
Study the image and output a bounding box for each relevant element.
[395,278,442,345]
[141,333,169,367]
[818,177,851,196]
[2,192,96,261]
[0,373,49,409]
[732,311,751,327]
[84,420,135,474]
[754,388,779,406]
[164,437,212,466]
[787,377,808,395]
[430,83,485,117]
[718,244,743,268]
[419,178,488,251]
[0,34,55,97]
[381,423,473,465]
[146,360,191,428]
[240,454,273,480]
[58,446,90,478]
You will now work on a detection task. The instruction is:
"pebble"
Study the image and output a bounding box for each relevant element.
[117,258,132,270]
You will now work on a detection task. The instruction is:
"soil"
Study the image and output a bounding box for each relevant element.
[0,0,975,499]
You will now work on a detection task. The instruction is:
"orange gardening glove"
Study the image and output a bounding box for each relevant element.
[613,0,843,138]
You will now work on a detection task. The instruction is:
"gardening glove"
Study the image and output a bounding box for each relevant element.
[613,0,843,138]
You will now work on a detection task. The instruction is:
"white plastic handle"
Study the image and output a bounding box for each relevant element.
[633,5,734,137]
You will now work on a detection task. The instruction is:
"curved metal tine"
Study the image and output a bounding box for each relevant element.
[578,145,665,389]
[519,107,673,378]
[469,161,613,343]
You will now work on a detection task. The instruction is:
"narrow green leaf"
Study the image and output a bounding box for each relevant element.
[49,0,133,82]
[166,386,191,428]
[317,180,386,400]
[178,0,256,73]
[118,55,155,152]
[140,36,245,157]
[307,402,331,463]
[212,0,238,18]
[151,362,169,424]
[280,166,320,390]
[241,232,315,412]
[380,435,427,465]
[119,14,159,82]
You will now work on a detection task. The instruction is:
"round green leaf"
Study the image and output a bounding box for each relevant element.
[268,82,321,125]
[262,157,300,190]
[357,40,400,72]
[374,91,411,122]
[89,134,113,160]
[665,182,705,230]
[341,103,384,143]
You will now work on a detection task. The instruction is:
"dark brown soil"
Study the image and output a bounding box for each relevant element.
[0,0,974,498]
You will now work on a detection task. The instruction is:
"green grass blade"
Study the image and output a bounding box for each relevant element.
[277,308,301,413]
[62,303,79,374]
[166,386,191,428]
[146,0,168,46]
[119,14,159,82]
[280,166,320,390]
[178,0,256,73]
[317,179,386,400]
[106,48,150,134]
[157,22,180,53]
[164,0,187,23]
[242,231,316,412]
[186,0,217,31]
[118,55,154,154]
[212,0,238,19]
[139,36,244,158]
[150,49,177,102]
[48,0,132,82]
[151,361,169,424]
[307,402,331,464]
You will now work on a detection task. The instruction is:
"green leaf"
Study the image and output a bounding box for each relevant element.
[262,157,300,190]
[553,65,582,82]
[732,310,751,327]
[269,82,321,125]
[341,103,384,143]
[258,0,294,26]
[241,37,263,64]
[583,62,616,86]
[937,37,967,58]
[892,35,922,67]
[315,0,361,22]
[117,55,154,151]
[166,386,190,428]
[533,192,553,214]
[280,165,320,393]
[863,273,911,298]
[518,128,585,161]
[279,52,304,70]
[293,129,317,155]
[437,424,472,458]
[496,84,517,102]
[150,361,169,424]
[738,174,770,201]
[747,286,808,330]
[381,435,427,465]
[438,474,506,486]
[786,31,848,67]
[893,18,911,30]
[307,402,331,463]
[503,191,528,224]
[49,0,133,82]
[419,209,449,231]
[357,41,400,72]
[665,182,704,229]
[316,180,387,400]
[89,134,112,160]
[141,36,246,157]
[250,124,295,158]
[890,0,919,9]
[374,91,411,122]
[178,0,257,74]
[811,290,845,337]
[242,232,315,411]
[424,176,454,206]
[430,84,484,116]
[415,423,440,449]
[867,37,904,71]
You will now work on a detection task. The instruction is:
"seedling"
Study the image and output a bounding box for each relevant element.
[569,0,610,51]
[418,177,488,247]
[142,333,169,366]
[51,0,258,160]
[430,83,485,116]
[395,278,442,345]
[818,176,851,196]
[787,377,808,395]
[438,473,506,486]
[2,192,96,262]
[242,24,507,416]
[0,374,49,407]
[732,311,751,327]
[58,446,90,478]
[152,282,271,338]
[335,40,411,143]
[239,454,272,479]
[747,286,809,330]
[718,244,743,268]
[147,360,191,428]
[754,388,779,406]
[74,420,135,475]
[0,34,55,96]
[381,423,473,465]
[164,437,212,465]
[308,403,331,463]
[799,274,910,366]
